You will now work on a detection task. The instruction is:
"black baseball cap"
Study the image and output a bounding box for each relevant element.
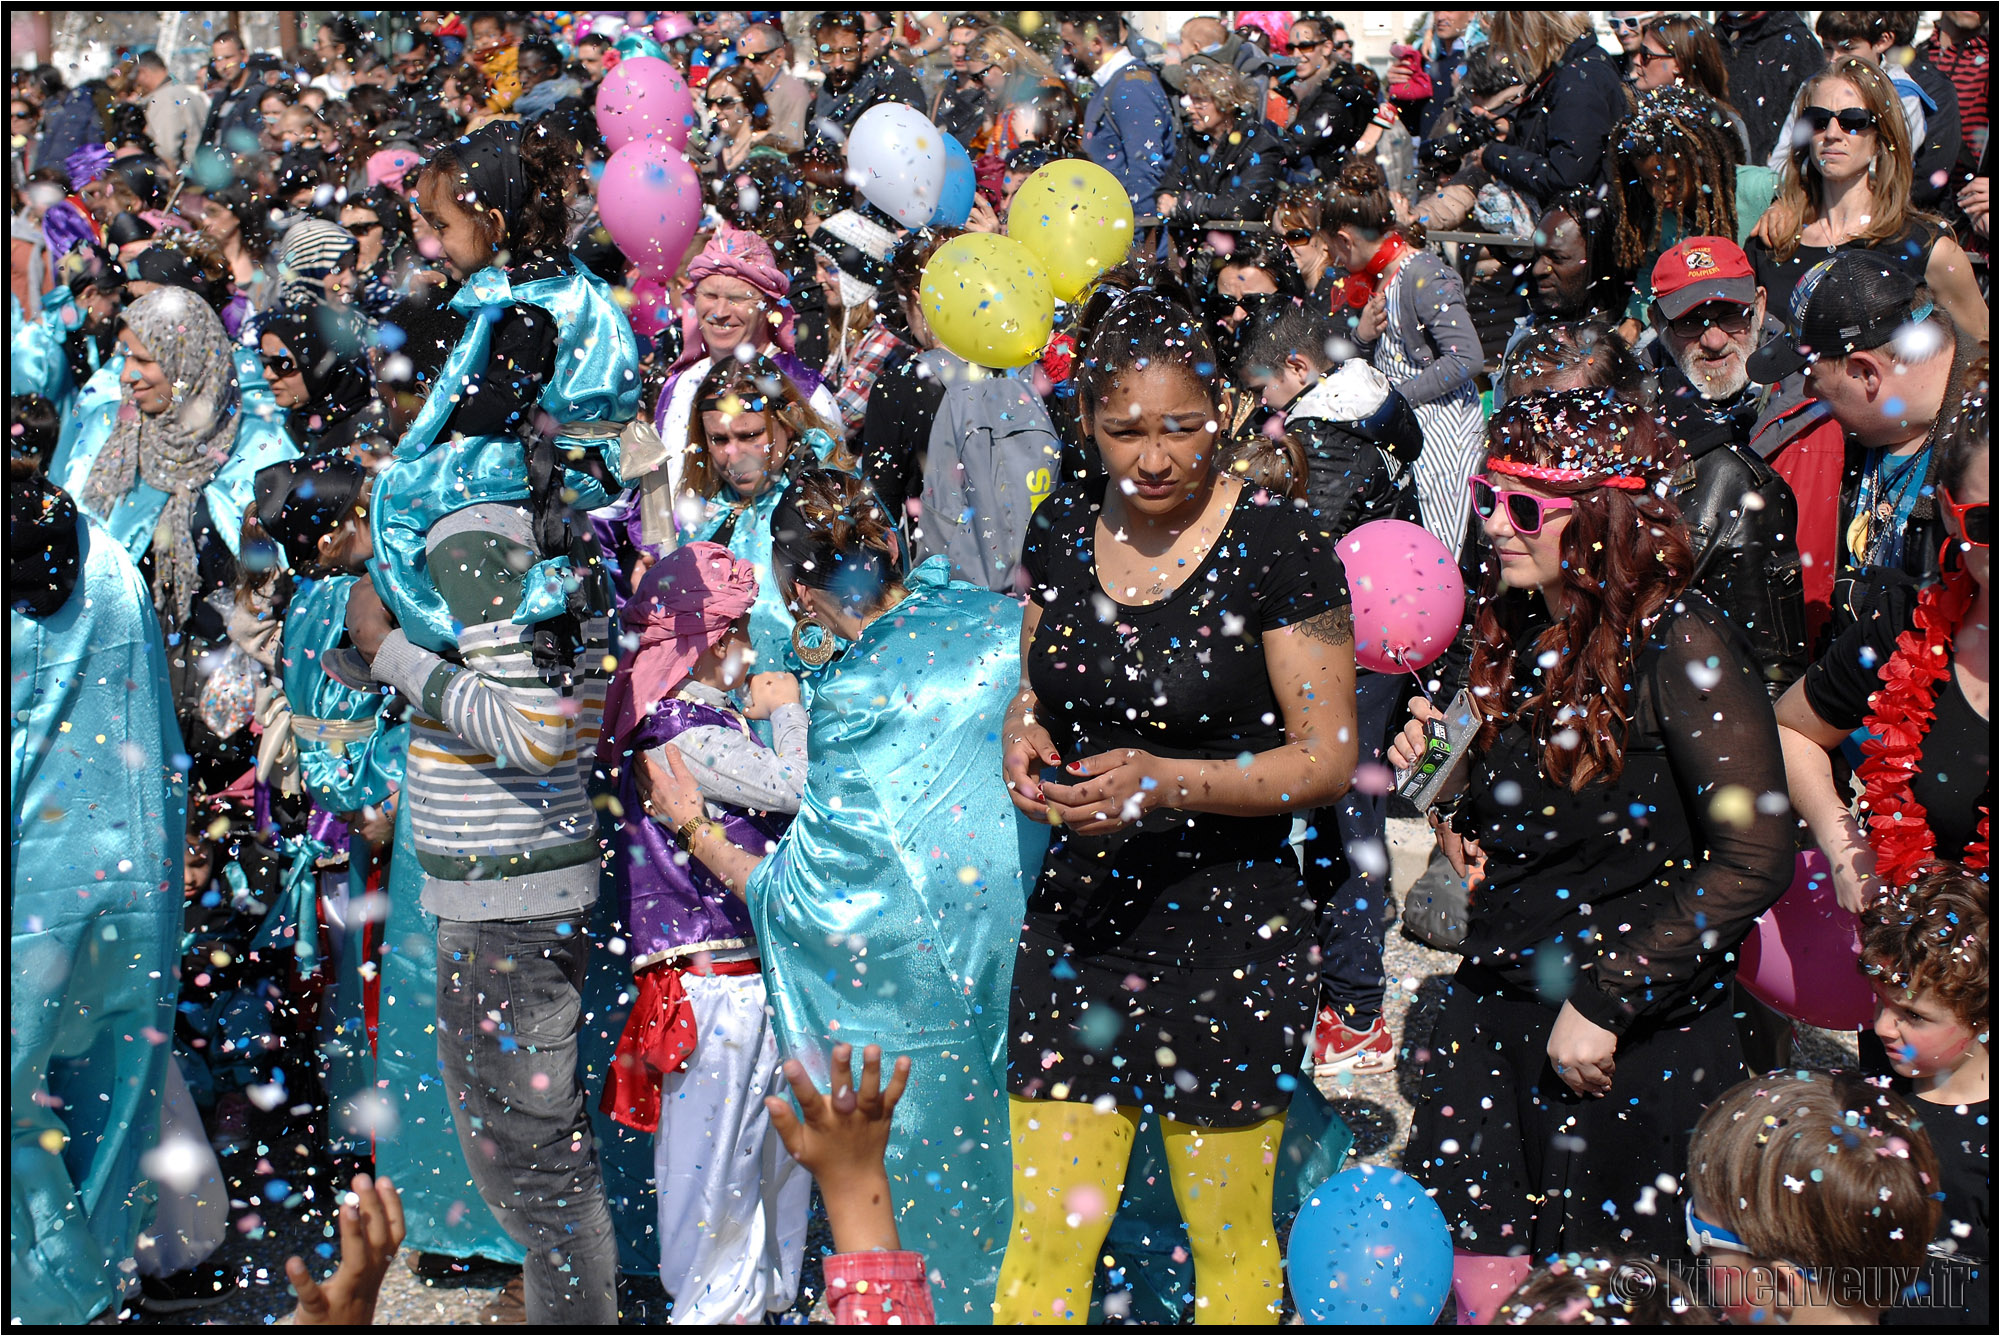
[1747,250,1925,384]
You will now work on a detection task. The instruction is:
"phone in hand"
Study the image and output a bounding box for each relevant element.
[1394,689,1480,810]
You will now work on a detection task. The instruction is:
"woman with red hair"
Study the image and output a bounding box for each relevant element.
[1393,389,1794,1262]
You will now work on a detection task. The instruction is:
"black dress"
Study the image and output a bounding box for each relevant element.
[1745,217,1942,315]
[1007,485,1349,1127]
[1403,594,1795,1257]
[1802,580,1993,865]
[1883,1090,1990,1328]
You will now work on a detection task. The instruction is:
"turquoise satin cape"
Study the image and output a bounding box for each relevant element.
[278,574,403,1152]
[746,557,1049,1323]
[9,286,88,407]
[280,576,401,813]
[369,261,640,651]
[9,517,187,1325]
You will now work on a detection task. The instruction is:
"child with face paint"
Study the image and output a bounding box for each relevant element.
[596,541,811,1324]
[1861,866,1991,1327]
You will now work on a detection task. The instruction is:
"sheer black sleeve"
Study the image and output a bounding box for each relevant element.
[437,302,561,439]
[1571,598,1797,1034]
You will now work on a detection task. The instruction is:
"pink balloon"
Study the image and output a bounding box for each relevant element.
[596,141,703,278]
[595,55,694,153]
[1738,851,1875,1030]
[654,14,695,43]
[625,272,675,340]
[1337,519,1466,673]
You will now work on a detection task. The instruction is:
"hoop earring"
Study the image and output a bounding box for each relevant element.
[790,610,838,669]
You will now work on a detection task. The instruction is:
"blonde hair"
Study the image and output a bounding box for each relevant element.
[1477,11,1593,83]
[975,27,1058,85]
[1184,63,1257,125]
[1688,1072,1938,1304]
[1756,56,1927,263]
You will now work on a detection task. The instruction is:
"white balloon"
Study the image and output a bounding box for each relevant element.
[846,102,947,228]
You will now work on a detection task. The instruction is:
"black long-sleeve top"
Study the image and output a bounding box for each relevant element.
[1158,119,1287,223]
[1455,593,1795,1036]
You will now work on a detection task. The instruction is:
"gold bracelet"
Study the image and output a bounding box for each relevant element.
[675,815,716,850]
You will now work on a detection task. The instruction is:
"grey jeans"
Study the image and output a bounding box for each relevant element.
[436,913,618,1324]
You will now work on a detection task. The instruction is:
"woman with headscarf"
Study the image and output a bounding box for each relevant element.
[64,286,296,791]
[339,185,419,321]
[597,541,812,1324]
[644,226,839,514]
[257,304,377,455]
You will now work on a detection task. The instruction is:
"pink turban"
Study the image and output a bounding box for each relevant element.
[667,225,795,377]
[599,541,761,758]
[367,148,424,192]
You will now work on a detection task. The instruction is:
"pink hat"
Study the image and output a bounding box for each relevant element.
[366,148,424,192]
[667,225,795,376]
[598,542,761,757]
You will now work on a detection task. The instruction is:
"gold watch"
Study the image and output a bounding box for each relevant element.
[675,815,717,850]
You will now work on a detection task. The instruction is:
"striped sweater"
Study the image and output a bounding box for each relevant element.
[371,502,607,921]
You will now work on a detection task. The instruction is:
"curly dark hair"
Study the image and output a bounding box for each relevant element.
[1469,390,1694,789]
[417,119,580,260]
[770,467,905,614]
[1607,86,1745,270]
[1861,862,1990,1031]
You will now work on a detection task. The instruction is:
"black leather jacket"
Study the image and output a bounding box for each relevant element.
[1659,368,1808,696]
[1282,372,1425,541]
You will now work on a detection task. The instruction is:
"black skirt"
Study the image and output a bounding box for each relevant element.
[1402,963,1746,1259]
[1006,816,1316,1127]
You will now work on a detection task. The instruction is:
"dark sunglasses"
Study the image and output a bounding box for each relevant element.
[1468,476,1577,536]
[262,351,301,378]
[1280,226,1317,243]
[741,45,782,62]
[706,95,744,110]
[1287,38,1325,54]
[1802,105,1876,135]
[1665,302,1755,340]
[1332,39,1355,51]
[1636,46,1675,65]
[346,219,382,236]
[1940,486,1993,549]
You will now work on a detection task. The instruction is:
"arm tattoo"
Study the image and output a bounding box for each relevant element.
[1296,606,1354,648]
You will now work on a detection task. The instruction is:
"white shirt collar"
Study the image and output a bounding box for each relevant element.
[1093,46,1137,86]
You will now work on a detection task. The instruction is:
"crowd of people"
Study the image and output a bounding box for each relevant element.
[7,7,1991,1328]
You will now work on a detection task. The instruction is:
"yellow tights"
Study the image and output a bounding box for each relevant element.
[991,1096,1286,1325]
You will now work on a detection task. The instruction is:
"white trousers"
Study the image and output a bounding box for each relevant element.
[654,971,810,1324]
[135,1059,227,1277]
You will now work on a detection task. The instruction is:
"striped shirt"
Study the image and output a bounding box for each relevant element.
[371,501,608,921]
[1923,32,1991,156]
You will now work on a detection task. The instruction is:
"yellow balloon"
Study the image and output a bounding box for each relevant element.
[918,233,1056,369]
[1005,159,1137,302]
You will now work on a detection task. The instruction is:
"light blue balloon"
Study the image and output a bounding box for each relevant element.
[1287,1164,1453,1325]
[932,134,977,228]
[614,32,666,61]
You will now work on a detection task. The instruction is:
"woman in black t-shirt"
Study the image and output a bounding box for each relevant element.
[992,293,1357,1324]
[1777,370,1992,910]
[1391,390,1794,1260]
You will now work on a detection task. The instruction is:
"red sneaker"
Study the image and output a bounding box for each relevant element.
[1311,1008,1396,1077]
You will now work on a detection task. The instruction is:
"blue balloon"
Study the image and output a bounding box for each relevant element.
[932,134,977,227]
[1287,1165,1453,1325]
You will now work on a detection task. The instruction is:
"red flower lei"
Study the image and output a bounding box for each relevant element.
[1854,565,1992,886]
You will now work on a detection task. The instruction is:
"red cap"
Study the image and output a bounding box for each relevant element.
[1650,236,1759,320]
